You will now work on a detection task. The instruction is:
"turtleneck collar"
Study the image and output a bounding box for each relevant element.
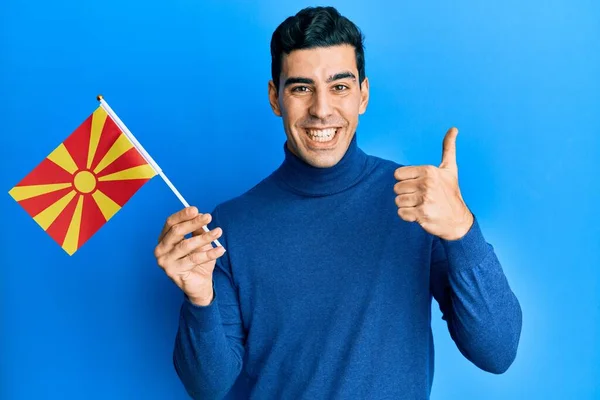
[273,134,369,197]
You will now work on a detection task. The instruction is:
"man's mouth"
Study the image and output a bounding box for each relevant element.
[304,128,338,143]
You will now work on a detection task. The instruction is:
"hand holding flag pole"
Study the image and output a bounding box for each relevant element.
[97,95,223,249]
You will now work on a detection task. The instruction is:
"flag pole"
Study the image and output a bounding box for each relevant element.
[96,95,224,249]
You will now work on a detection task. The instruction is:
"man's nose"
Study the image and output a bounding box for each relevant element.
[308,89,333,120]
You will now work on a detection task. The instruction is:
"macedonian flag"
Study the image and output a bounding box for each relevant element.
[8,105,157,255]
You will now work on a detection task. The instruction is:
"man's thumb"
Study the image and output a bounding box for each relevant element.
[439,127,458,172]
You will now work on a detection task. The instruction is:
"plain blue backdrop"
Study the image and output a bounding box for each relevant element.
[1,0,599,399]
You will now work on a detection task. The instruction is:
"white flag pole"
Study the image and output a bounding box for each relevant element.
[97,95,223,249]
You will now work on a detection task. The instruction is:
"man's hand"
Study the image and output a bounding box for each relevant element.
[154,206,226,306]
[394,127,474,240]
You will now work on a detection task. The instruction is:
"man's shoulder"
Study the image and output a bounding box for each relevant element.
[366,153,403,169]
[210,171,279,223]
[363,152,405,179]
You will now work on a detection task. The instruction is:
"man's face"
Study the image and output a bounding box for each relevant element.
[268,44,369,168]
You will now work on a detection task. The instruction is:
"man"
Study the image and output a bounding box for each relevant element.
[154,6,522,399]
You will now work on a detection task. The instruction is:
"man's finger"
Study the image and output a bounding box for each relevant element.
[397,207,418,223]
[191,226,212,238]
[394,165,432,182]
[395,193,422,208]
[158,206,199,242]
[158,213,212,255]
[173,245,226,275]
[394,166,421,181]
[394,180,420,195]
[169,228,222,261]
[439,127,458,172]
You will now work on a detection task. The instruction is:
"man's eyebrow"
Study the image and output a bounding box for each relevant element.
[327,71,356,82]
[283,77,315,87]
[283,72,357,88]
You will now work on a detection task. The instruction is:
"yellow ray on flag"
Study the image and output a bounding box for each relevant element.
[98,164,157,181]
[62,194,84,255]
[92,189,121,221]
[47,144,79,174]
[9,183,73,201]
[87,107,108,169]
[93,134,134,175]
[33,190,77,230]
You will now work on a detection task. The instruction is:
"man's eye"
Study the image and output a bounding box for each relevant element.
[333,84,349,91]
[292,86,310,92]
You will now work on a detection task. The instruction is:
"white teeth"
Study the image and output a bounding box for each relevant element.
[306,128,337,143]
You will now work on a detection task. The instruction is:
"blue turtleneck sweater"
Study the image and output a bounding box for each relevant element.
[173,136,522,399]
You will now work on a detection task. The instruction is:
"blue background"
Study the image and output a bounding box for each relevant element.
[1,0,599,399]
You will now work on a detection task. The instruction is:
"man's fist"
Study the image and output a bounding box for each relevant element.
[393,127,473,240]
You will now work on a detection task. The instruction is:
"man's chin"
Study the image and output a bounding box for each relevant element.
[287,131,353,168]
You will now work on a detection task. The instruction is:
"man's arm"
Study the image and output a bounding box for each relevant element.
[430,216,522,373]
[172,207,246,399]
[394,127,522,372]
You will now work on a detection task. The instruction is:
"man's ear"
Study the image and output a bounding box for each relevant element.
[359,77,370,115]
[268,80,282,116]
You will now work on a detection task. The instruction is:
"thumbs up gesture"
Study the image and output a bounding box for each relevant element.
[394,127,474,240]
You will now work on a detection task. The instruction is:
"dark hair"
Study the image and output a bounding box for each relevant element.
[270,6,366,91]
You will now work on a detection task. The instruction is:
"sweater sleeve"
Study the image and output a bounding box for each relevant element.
[430,215,522,374]
[173,207,245,399]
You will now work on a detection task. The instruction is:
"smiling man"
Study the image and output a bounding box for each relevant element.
[155,6,523,400]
